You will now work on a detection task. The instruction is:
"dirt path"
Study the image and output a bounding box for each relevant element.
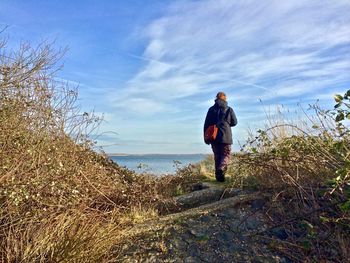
[113,183,291,263]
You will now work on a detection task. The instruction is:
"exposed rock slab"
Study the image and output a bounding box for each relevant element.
[173,182,245,210]
[112,190,291,263]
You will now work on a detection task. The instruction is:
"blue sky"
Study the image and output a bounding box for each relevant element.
[1,0,350,154]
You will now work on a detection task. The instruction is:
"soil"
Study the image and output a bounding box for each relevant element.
[113,182,292,263]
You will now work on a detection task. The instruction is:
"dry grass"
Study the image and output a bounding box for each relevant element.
[0,38,201,262]
[196,102,350,261]
[2,35,349,262]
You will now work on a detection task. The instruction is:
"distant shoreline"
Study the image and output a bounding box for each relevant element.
[108,153,211,157]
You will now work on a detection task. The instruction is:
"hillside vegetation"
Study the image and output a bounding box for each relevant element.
[197,92,350,261]
[0,40,200,262]
[1,38,349,262]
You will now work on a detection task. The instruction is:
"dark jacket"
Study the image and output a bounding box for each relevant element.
[203,99,237,144]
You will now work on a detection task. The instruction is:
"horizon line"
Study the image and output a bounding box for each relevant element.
[107,153,212,156]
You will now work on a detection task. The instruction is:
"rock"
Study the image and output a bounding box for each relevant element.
[226,220,240,231]
[221,188,243,198]
[190,228,207,237]
[184,256,200,263]
[181,229,195,240]
[225,241,242,253]
[279,256,293,263]
[172,237,188,251]
[190,182,207,191]
[214,212,230,219]
[198,215,211,223]
[118,191,286,262]
[182,218,196,226]
[174,187,224,209]
[269,227,289,240]
[252,255,272,263]
[188,245,202,258]
[251,199,266,210]
[245,217,262,230]
[174,183,247,211]
[197,251,215,262]
[217,231,234,243]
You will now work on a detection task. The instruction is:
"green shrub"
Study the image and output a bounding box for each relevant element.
[231,91,350,260]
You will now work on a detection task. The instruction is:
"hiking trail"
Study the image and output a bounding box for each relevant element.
[114,182,291,263]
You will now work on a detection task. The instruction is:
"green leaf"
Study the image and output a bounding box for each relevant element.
[301,220,314,229]
[326,178,336,187]
[346,112,350,120]
[301,240,311,251]
[319,216,330,223]
[335,112,345,122]
[334,94,343,103]
[344,187,350,199]
[196,235,210,242]
[334,102,342,109]
[346,89,350,97]
[333,141,344,151]
[339,200,350,212]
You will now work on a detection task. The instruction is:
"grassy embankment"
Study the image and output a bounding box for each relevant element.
[1,38,349,262]
[195,96,350,261]
[0,40,201,262]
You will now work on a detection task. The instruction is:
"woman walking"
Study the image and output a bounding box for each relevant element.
[204,92,237,182]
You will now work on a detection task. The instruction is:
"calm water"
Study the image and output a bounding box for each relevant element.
[109,154,208,175]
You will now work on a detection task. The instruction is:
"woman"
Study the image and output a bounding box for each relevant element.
[203,92,237,182]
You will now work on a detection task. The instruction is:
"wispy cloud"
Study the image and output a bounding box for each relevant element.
[4,0,349,153]
[110,0,350,116]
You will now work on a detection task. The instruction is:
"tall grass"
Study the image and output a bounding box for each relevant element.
[1,35,349,262]
[0,38,200,262]
[198,98,350,260]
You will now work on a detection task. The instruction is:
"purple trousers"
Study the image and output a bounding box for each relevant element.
[211,143,231,181]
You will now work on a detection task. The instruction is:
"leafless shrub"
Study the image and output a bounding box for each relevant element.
[0,37,199,262]
[229,103,350,261]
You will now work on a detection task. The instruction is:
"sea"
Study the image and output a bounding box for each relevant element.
[109,154,209,175]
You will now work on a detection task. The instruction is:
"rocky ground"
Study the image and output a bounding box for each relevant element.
[112,183,292,263]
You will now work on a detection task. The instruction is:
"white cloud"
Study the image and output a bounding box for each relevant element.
[104,0,350,153]
[115,97,166,115]
[111,0,349,115]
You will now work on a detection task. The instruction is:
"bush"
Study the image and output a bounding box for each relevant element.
[195,90,350,260]
[0,38,200,262]
[225,93,350,261]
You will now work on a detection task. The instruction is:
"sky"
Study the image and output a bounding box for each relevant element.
[1,0,350,154]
